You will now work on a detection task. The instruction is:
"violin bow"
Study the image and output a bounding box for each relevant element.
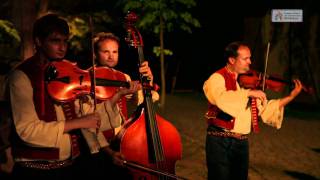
[123,160,188,180]
[89,16,97,111]
[262,42,270,91]
[89,16,99,135]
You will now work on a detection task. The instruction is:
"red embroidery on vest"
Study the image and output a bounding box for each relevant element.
[251,98,260,133]
[61,102,81,158]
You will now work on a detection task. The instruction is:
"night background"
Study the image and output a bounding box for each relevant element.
[1,0,320,179]
[1,0,319,98]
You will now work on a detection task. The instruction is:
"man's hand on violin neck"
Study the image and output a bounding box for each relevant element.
[289,79,303,98]
[118,81,141,96]
[248,90,267,102]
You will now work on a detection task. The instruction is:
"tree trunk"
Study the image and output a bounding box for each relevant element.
[307,15,320,101]
[11,0,37,60]
[159,15,166,107]
[38,0,49,18]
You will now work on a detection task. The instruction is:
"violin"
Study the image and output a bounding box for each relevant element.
[45,60,129,102]
[238,69,314,94]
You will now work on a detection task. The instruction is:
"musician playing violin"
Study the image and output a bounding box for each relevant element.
[88,32,159,178]
[203,41,302,180]
[6,14,138,179]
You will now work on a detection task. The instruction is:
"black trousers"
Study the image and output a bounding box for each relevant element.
[81,151,132,179]
[206,127,249,180]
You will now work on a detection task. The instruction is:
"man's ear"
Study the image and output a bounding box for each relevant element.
[228,57,235,65]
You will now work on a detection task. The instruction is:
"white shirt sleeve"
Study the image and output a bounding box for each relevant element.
[9,70,67,148]
[8,70,75,160]
[258,99,284,129]
[203,73,249,118]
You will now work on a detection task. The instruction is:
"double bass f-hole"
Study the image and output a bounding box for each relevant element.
[119,11,184,180]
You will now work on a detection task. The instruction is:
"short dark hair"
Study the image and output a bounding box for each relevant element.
[224,41,249,62]
[33,14,69,41]
[93,32,120,54]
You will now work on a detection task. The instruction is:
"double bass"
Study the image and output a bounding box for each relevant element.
[118,12,183,180]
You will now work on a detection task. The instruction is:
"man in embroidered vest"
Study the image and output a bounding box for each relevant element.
[88,32,159,178]
[7,14,138,179]
[203,41,303,180]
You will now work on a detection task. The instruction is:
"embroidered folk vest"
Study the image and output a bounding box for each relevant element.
[11,57,81,160]
[205,67,236,130]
